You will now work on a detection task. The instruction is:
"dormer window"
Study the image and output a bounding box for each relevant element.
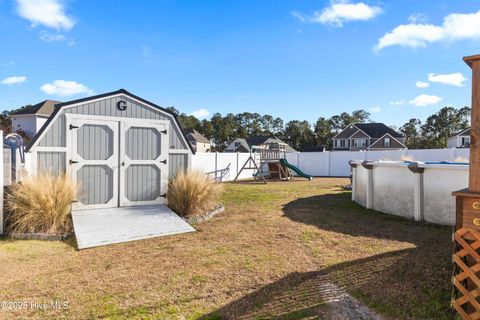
[234,141,241,147]
[384,137,390,147]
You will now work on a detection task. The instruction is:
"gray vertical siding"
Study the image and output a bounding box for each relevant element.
[169,123,188,150]
[77,165,113,205]
[77,124,114,160]
[126,165,160,201]
[126,127,161,160]
[169,154,188,178]
[37,95,189,150]
[37,151,66,176]
[31,93,192,207]
[38,114,66,147]
[66,96,169,120]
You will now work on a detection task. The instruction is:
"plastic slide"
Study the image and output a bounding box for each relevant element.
[279,159,313,180]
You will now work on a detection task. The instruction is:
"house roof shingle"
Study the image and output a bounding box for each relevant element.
[451,128,471,137]
[354,123,403,139]
[9,100,61,117]
[184,128,211,143]
[334,123,403,139]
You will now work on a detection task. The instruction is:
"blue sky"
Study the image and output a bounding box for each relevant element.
[0,0,480,127]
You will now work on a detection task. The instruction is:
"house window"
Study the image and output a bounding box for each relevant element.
[234,141,241,147]
[384,137,390,147]
[462,137,470,147]
[340,140,346,147]
[353,139,367,147]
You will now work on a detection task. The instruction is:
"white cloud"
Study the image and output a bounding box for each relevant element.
[291,1,382,27]
[40,33,66,42]
[389,100,405,106]
[408,13,428,24]
[376,10,480,50]
[39,32,74,45]
[190,108,210,118]
[1,76,27,85]
[291,11,307,23]
[369,106,381,113]
[428,72,466,87]
[416,81,430,88]
[16,0,75,30]
[409,94,442,107]
[40,80,93,96]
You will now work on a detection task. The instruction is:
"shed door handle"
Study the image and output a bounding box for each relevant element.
[160,160,167,164]
[69,160,79,164]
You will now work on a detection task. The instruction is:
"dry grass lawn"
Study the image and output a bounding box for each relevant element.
[0,178,454,319]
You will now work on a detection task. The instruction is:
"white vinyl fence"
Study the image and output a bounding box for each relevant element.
[284,148,470,177]
[192,148,470,180]
[191,152,261,182]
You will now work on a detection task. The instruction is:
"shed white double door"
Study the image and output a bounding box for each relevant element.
[67,116,169,210]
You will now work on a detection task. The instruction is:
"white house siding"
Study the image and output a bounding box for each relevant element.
[195,142,210,153]
[11,115,37,138]
[448,137,458,148]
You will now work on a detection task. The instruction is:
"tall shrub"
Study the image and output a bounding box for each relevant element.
[167,170,222,218]
[6,174,77,234]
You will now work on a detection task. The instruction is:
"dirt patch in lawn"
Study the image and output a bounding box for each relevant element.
[0,178,454,319]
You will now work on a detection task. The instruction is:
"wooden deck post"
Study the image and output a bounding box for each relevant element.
[452,54,480,319]
[466,55,480,192]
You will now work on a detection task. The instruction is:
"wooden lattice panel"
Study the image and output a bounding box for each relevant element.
[452,227,480,319]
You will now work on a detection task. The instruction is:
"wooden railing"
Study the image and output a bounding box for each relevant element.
[258,149,286,161]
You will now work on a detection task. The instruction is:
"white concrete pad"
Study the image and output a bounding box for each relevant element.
[72,205,195,249]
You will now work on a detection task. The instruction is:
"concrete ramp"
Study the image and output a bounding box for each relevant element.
[72,205,195,249]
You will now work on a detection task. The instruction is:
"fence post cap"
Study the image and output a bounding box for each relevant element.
[361,160,373,170]
[407,162,425,173]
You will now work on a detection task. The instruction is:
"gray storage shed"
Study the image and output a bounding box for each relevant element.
[26,89,194,210]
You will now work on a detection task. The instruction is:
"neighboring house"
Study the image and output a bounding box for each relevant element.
[332,123,406,151]
[224,136,297,153]
[448,128,471,148]
[184,128,211,152]
[8,100,61,138]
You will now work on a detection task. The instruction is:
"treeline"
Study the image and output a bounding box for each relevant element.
[399,106,470,149]
[0,105,470,151]
[168,106,471,151]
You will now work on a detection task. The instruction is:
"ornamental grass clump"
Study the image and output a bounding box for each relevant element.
[167,170,223,218]
[6,174,77,234]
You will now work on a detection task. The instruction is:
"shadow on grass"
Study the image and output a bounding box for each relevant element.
[201,191,454,320]
[283,191,451,244]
